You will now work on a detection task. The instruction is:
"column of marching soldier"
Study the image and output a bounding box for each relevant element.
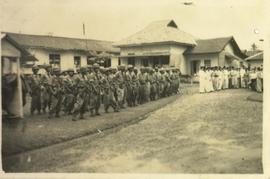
[28,64,182,121]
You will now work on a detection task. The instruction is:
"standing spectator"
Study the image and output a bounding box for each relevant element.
[222,66,229,89]
[249,68,257,91]
[256,67,263,93]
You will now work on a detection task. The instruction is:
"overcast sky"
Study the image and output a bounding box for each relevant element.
[0,0,268,50]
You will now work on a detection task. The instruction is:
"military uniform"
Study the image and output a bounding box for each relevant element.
[72,67,90,120]
[29,66,41,115]
[48,68,63,118]
[88,64,102,116]
[40,72,52,113]
[115,66,126,108]
[102,69,119,112]
[148,69,157,101]
[62,69,76,115]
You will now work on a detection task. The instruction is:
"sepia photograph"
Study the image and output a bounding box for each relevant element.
[0,0,268,176]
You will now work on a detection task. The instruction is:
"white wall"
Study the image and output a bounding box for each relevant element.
[170,45,188,74]
[111,56,119,67]
[184,53,219,74]
[27,48,118,70]
[120,45,170,56]
[1,39,21,57]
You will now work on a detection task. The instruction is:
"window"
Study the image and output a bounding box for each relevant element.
[128,57,135,66]
[74,56,81,68]
[49,54,60,68]
[204,59,211,67]
[161,57,169,65]
[87,56,96,65]
[104,59,111,67]
[142,58,149,67]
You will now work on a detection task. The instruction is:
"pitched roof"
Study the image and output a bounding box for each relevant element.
[2,34,38,61]
[4,32,120,53]
[185,36,233,54]
[245,52,263,61]
[114,19,197,47]
[185,36,247,58]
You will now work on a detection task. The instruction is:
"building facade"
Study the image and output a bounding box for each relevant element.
[245,52,263,69]
[2,33,120,74]
[115,19,247,75]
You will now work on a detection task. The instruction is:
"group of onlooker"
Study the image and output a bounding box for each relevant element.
[198,66,263,93]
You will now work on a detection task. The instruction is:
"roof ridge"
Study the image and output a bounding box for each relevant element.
[4,32,114,43]
[196,36,233,41]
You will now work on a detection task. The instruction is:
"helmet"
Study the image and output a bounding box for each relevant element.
[80,67,87,73]
[67,68,74,72]
[32,65,39,70]
[127,65,134,69]
[93,63,100,69]
[52,68,60,72]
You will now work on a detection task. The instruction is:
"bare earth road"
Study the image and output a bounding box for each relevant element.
[4,89,262,173]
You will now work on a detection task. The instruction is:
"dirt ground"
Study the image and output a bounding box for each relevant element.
[3,89,262,173]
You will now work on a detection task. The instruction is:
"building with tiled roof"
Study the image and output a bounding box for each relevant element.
[2,32,120,74]
[115,19,247,75]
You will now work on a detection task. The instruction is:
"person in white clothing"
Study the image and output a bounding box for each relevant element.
[205,67,214,92]
[217,66,223,90]
[240,67,246,88]
[222,66,229,89]
[199,66,206,93]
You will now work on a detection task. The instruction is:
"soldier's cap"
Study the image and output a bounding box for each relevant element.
[42,64,51,68]
[78,82,85,88]
[127,65,134,69]
[66,68,74,72]
[88,57,96,61]
[52,68,60,72]
[117,65,125,70]
[111,67,117,71]
[99,60,105,64]
[61,70,68,74]
[100,67,105,72]
[87,65,93,69]
[93,63,100,69]
[32,65,39,70]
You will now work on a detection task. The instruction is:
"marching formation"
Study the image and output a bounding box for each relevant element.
[28,64,182,121]
[198,66,263,93]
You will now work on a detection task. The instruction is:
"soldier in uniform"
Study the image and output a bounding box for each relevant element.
[163,68,171,97]
[29,66,41,115]
[132,67,140,106]
[48,68,63,118]
[125,65,135,107]
[154,67,161,99]
[39,64,53,113]
[148,68,157,101]
[88,63,102,116]
[63,68,76,115]
[102,68,120,112]
[72,81,87,121]
[115,65,126,108]
[138,67,147,104]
